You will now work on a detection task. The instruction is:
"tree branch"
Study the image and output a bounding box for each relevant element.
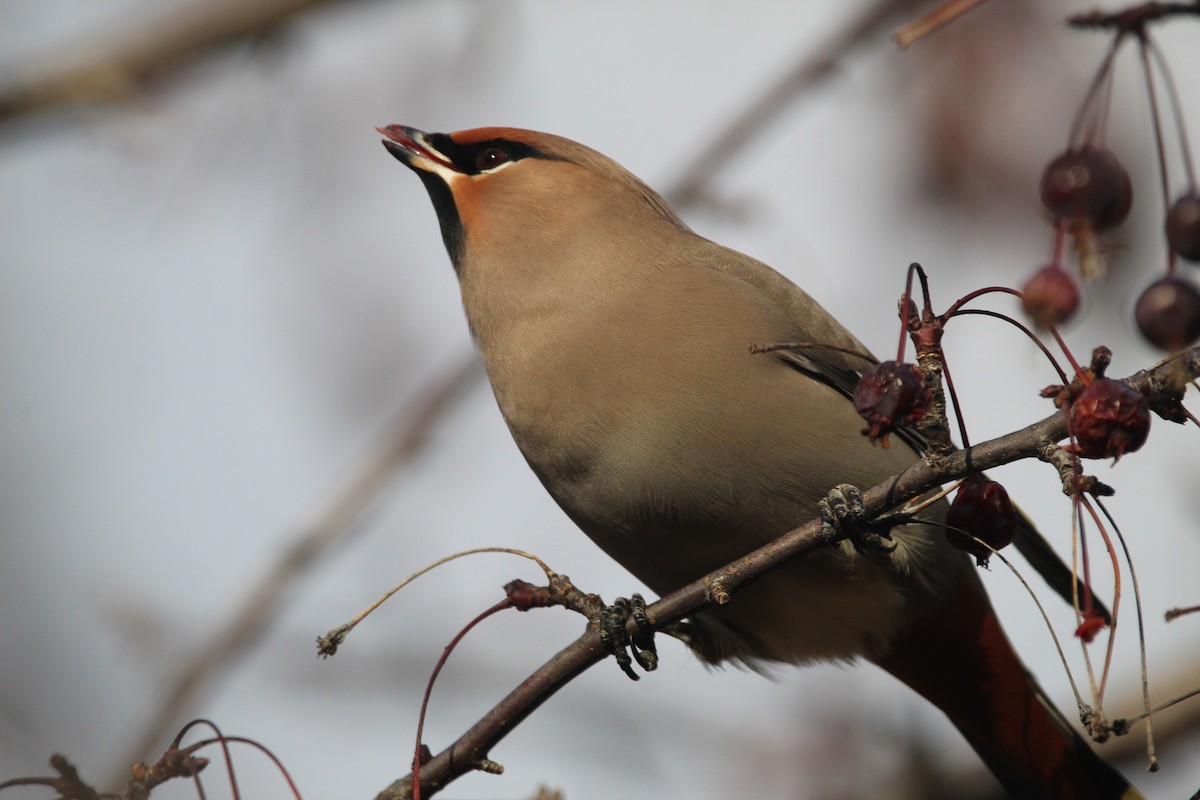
[372,347,1198,799]
[0,0,354,125]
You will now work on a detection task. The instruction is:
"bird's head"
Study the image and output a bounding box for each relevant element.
[377,125,688,275]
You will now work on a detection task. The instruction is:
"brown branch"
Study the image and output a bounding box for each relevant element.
[0,754,110,800]
[0,0,350,125]
[893,0,994,49]
[110,354,483,788]
[372,347,1199,799]
[1067,1,1200,33]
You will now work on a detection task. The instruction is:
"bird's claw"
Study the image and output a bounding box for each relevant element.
[598,593,658,680]
[819,484,898,555]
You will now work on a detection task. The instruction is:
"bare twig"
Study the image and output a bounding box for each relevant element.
[1097,498,1158,770]
[113,354,483,787]
[894,0,994,49]
[317,547,553,656]
[1165,604,1200,621]
[0,754,109,800]
[1067,2,1200,32]
[0,0,349,124]
[373,349,1199,799]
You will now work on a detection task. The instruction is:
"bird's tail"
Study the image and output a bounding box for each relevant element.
[873,573,1142,800]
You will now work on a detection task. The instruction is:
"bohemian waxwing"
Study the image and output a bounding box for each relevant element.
[378,124,1142,800]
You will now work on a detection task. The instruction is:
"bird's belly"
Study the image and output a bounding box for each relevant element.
[504,374,927,666]
[482,293,947,666]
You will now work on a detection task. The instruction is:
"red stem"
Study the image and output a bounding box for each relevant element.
[185,736,305,799]
[1147,37,1196,192]
[176,719,240,800]
[940,355,971,448]
[1069,34,1127,147]
[1079,495,1122,711]
[897,263,921,362]
[941,285,1023,320]
[951,308,1070,384]
[1051,220,1068,269]
[942,285,1086,380]
[1137,32,1177,274]
[1074,489,1095,622]
[413,599,513,800]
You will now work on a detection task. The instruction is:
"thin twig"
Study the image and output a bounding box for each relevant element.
[970,535,1089,714]
[0,0,345,124]
[1165,604,1200,621]
[1071,496,1103,709]
[1078,496,1122,727]
[113,354,483,787]
[1095,497,1158,770]
[317,547,551,656]
[1119,685,1200,726]
[1067,2,1200,32]
[412,599,513,800]
[1137,32,1177,273]
[893,0,993,49]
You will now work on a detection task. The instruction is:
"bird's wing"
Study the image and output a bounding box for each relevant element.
[687,236,1110,618]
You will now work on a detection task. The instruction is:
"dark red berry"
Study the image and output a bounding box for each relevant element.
[1092,162,1132,232]
[853,360,932,447]
[1166,193,1200,262]
[1067,378,1150,461]
[1040,146,1132,231]
[945,473,1017,566]
[1134,275,1200,351]
[1021,264,1080,328]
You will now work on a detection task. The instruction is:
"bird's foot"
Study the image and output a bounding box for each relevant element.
[598,593,658,680]
[819,484,898,555]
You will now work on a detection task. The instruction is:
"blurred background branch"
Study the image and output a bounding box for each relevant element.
[665,0,926,209]
[113,353,482,788]
[0,0,360,125]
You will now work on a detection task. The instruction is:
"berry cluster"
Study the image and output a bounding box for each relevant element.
[798,5,1200,742]
[846,259,1160,571]
[848,267,1028,566]
[1020,22,1200,351]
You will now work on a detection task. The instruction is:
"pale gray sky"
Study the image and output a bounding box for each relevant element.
[2,2,1199,798]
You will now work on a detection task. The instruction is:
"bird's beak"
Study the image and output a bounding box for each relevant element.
[377,125,459,174]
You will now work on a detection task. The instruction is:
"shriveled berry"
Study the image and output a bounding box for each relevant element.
[1075,609,1107,644]
[1067,378,1150,461]
[1040,146,1132,231]
[853,360,932,447]
[1021,264,1080,328]
[1166,193,1200,262]
[945,474,1017,567]
[1135,275,1200,351]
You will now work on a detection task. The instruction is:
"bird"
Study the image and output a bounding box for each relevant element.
[377,124,1142,800]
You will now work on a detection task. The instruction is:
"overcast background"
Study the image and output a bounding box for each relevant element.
[2,1,1199,798]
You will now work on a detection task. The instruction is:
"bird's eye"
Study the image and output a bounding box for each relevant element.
[476,146,510,171]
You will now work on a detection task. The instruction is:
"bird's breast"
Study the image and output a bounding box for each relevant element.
[463,260,956,665]
[471,272,844,570]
